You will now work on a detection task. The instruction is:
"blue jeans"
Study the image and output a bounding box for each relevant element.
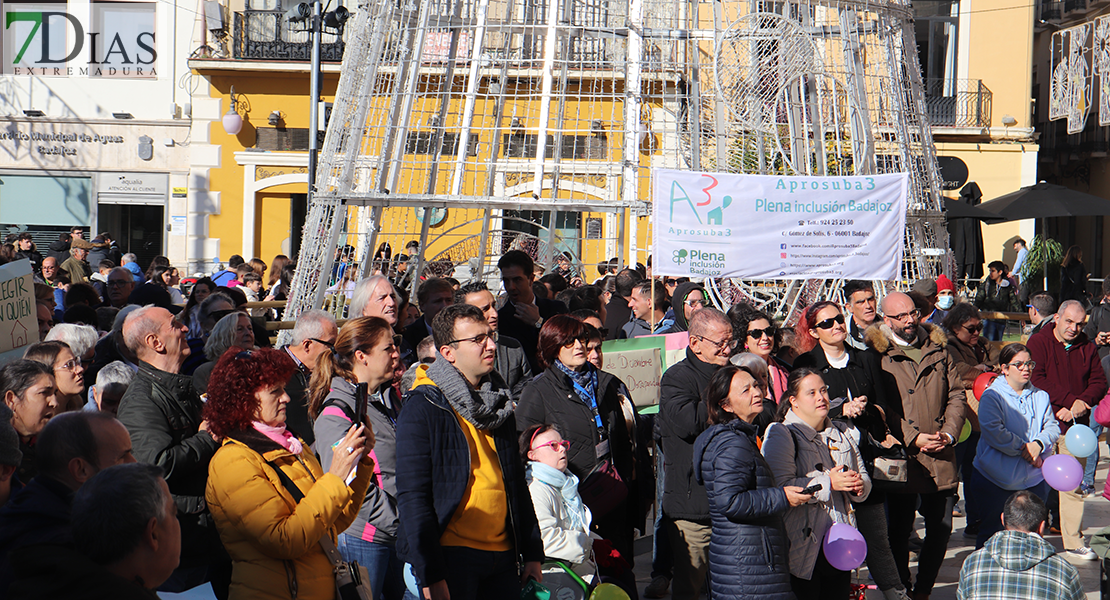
[651,448,673,580]
[982,320,1005,341]
[970,466,1050,549]
[337,534,406,600]
[1084,422,1103,488]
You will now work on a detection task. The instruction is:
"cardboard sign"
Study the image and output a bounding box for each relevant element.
[0,260,37,364]
[602,347,662,407]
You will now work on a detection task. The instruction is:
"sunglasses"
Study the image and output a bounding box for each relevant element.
[814,314,845,330]
[962,323,983,334]
[748,326,776,339]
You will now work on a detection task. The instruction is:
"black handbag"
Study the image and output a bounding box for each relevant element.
[860,432,908,491]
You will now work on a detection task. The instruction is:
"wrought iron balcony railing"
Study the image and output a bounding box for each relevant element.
[232,10,347,61]
[923,78,993,129]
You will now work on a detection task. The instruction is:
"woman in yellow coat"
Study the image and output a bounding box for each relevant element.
[203,346,375,600]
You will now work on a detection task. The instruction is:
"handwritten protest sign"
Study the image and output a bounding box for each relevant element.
[0,260,37,364]
[601,332,694,410]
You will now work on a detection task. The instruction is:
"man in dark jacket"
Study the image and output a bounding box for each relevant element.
[403,278,456,360]
[456,282,532,401]
[1028,293,1056,336]
[9,463,178,600]
[660,308,733,600]
[1028,300,1107,560]
[603,268,642,340]
[281,309,338,446]
[496,250,567,372]
[13,233,43,274]
[116,306,224,593]
[656,282,706,335]
[47,232,71,265]
[396,303,543,600]
[0,412,136,595]
[844,279,878,351]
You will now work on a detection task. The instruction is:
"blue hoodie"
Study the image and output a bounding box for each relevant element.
[973,376,1060,490]
[123,261,143,282]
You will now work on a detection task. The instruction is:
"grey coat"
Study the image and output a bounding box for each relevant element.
[761,411,870,580]
[313,377,401,545]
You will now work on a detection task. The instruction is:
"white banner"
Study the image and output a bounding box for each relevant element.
[652,170,909,280]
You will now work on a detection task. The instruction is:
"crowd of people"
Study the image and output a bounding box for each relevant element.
[0,233,1103,600]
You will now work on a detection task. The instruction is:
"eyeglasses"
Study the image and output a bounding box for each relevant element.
[106,280,132,287]
[748,326,776,339]
[447,331,494,347]
[814,314,845,330]
[686,298,709,308]
[54,358,80,372]
[887,309,919,322]
[1007,360,1036,370]
[309,337,336,349]
[531,440,570,452]
[696,334,738,351]
[961,323,983,334]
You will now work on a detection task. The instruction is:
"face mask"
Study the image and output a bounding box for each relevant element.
[936,296,955,310]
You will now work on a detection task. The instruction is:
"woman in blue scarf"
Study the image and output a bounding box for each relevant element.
[521,423,598,582]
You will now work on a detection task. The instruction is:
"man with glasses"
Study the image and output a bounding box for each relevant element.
[396,303,543,600]
[659,308,733,600]
[866,291,966,599]
[843,280,879,351]
[1028,299,1107,560]
[115,306,225,594]
[38,257,60,287]
[656,282,706,336]
[105,267,135,309]
[281,309,338,446]
[456,282,532,402]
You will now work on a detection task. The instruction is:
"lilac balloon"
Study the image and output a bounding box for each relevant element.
[823,523,867,571]
[1042,454,1084,492]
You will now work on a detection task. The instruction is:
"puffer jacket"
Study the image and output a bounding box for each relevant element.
[865,322,966,493]
[659,348,720,522]
[395,366,544,587]
[116,361,221,566]
[13,249,42,274]
[206,428,371,600]
[694,419,792,600]
[762,411,870,580]
[314,377,401,545]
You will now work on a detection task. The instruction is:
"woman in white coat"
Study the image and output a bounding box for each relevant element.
[521,423,598,583]
[762,367,871,600]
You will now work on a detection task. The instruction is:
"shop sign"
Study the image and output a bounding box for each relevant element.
[652,169,908,280]
[102,172,168,195]
[2,2,157,77]
[0,126,124,158]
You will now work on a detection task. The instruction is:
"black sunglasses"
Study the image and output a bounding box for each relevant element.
[748,326,776,339]
[814,314,845,330]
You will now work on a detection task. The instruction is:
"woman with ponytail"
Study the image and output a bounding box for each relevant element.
[310,316,406,599]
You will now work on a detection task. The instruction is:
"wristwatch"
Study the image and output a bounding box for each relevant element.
[534,316,544,329]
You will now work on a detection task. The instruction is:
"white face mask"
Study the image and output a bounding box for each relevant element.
[936,296,955,310]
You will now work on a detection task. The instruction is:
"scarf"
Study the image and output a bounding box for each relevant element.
[555,361,602,431]
[425,351,514,429]
[252,421,304,455]
[527,461,588,531]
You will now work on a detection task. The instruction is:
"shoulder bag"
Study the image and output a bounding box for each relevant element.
[265,458,374,600]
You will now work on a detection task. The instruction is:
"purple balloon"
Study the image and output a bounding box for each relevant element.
[823,523,867,571]
[1042,454,1084,492]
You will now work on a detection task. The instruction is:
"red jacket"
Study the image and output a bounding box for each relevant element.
[1027,321,1107,432]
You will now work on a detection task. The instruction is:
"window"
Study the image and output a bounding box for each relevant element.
[915,0,959,90]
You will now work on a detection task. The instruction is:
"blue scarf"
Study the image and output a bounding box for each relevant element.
[527,461,588,531]
[555,361,602,431]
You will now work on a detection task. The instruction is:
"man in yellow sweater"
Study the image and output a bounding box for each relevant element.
[396,303,544,600]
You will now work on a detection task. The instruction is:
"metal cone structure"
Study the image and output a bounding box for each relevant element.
[282,0,949,325]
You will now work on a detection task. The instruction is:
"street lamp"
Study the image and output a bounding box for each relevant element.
[222,86,243,135]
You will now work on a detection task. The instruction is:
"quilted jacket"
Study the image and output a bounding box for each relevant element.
[694,419,793,600]
[206,428,371,600]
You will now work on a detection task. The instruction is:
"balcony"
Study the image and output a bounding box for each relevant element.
[923,78,992,130]
[232,10,347,61]
[1039,0,1062,20]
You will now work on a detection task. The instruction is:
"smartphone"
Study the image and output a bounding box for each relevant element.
[800,483,823,495]
[355,382,368,426]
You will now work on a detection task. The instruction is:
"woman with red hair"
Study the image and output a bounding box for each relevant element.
[791,301,907,600]
[203,347,375,600]
[515,315,638,568]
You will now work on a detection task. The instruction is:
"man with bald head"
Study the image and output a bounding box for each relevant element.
[865,291,965,599]
[1027,299,1107,560]
[115,306,223,593]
